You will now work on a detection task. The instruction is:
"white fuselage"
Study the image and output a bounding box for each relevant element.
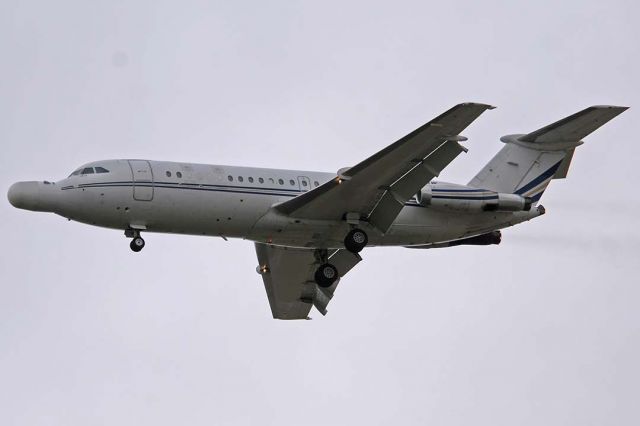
[8,159,542,248]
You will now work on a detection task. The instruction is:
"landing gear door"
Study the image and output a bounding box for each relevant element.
[128,160,154,201]
[297,176,311,192]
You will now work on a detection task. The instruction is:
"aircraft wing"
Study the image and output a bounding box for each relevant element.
[255,243,362,319]
[275,102,494,233]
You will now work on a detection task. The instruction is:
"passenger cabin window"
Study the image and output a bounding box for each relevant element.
[166,171,172,177]
[289,179,295,186]
[176,172,182,178]
[278,179,284,185]
[248,177,254,183]
[228,175,233,181]
[314,181,319,187]
[238,176,244,182]
[95,167,109,173]
[259,177,264,183]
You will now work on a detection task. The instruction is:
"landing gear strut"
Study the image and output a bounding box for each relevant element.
[125,228,145,252]
[314,263,339,288]
[344,228,368,253]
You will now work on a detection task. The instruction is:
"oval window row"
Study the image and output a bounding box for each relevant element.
[164,171,320,188]
[227,175,320,187]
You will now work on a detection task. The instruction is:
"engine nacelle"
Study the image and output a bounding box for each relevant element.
[416,187,532,212]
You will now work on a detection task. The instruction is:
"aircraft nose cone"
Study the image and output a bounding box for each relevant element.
[7,181,40,210]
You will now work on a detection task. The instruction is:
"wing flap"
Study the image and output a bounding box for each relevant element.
[368,139,466,232]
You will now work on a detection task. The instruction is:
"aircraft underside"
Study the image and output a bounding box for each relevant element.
[7,103,627,319]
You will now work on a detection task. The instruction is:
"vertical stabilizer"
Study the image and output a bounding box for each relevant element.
[469,105,627,201]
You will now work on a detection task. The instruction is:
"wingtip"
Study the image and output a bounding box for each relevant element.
[462,102,497,110]
[590,105,629,112]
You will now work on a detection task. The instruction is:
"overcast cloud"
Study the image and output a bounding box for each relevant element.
[1,1,639,425]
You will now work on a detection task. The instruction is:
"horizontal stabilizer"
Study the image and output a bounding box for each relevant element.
[520,105,628,144]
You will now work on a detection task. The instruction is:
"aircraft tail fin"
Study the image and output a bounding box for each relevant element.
[468,105,627,202]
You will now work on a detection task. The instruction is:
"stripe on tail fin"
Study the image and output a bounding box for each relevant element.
[514,160,563,201]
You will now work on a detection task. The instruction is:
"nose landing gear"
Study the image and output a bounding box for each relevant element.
[125,228,146,252]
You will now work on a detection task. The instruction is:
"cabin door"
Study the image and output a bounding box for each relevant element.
[128,160,154,201]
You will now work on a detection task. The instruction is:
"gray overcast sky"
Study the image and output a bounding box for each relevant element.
[1,1,639,425]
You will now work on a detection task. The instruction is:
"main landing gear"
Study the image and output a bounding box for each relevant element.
[315,263,339,288]
[344,228,368,254]
[312,228,368,288]
[125,228,145,252]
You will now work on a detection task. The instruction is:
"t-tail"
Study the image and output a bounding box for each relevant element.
[469,105,628,202]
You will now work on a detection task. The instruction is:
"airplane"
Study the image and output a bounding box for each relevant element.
[7,103,627,319]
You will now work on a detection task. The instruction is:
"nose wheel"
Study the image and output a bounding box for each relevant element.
[125,228,146,252]
[130,236,145,252]
[344,228,368,253]
[315,263,339,288]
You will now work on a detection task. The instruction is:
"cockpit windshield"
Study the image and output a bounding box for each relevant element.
[68,166,110,177]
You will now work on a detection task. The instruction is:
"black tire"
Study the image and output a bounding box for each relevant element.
[344,228,368,253]
[130,236,145,252]
[314,263,339,288]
